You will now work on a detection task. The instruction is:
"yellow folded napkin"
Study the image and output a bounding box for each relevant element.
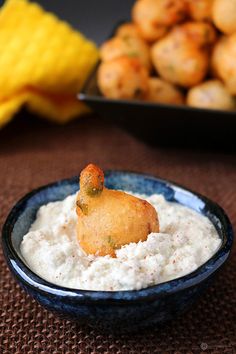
[0,0,99,128]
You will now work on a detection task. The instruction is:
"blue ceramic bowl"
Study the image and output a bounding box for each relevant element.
[2,171,233,332]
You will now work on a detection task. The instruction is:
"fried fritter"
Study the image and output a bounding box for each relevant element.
[146,78,184,105]
[213,0,236,34]
[178,22,216,47]
[187,80,235,110]
[100,35,151,71]
[151,22,216,87]
[97,56,149,100]
[211,34,236,94]
[187,0,213,22]
[132,0,188,42]
[116,22,142,38]
[76,164,159,257]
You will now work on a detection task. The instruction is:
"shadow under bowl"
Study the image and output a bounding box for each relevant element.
[2,171,233,332]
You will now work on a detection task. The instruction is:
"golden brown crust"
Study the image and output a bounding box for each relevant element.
[97,56,149,100]
[213,0,236,35]
[211,34,236,94]
[151,22,216,88]
[132,0,188,42]
[76,164,159,257]
[100,35,151,71]
[187,0,213,22]
[186,80,235,110]
[116,22,142,39]
[146,78,185,105]
[79,164,104,198]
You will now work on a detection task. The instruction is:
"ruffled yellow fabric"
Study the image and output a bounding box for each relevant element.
[0,0,99,128]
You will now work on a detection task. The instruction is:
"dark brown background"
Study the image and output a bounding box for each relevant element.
[0,112,235,353]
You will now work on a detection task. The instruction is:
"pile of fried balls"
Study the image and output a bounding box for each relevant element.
[98,0,236,111]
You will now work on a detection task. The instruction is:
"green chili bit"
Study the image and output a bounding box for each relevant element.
[86,186,103,197]
[166,64,175,73]
[128,51,138,57]
[76,200,89,215]
[107,236,117,249]
[85,173,104,197]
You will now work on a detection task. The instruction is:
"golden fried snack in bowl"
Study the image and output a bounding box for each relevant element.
[187,80,235,110]
[151,39,208,88]
[211,36,227,78]
[100,35,151,71]
[132,0,188,42]
[151,22,216,88]
[76,164,159,257]
[146,78,184,105]
[210,36,228,80]
[211,34,236,95]
[116,22,142,38]
[97,56,149,100]
[178,22,217,47]
[213,0,236,35]
[187,0,213,22]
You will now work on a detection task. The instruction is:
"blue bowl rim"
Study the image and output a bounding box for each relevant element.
[2,170,234,303]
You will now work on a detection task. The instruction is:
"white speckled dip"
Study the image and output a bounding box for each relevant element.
[20,191,221,291]
[2,172,233,331]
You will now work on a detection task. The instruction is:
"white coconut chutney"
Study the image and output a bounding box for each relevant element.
[20,192,221,291]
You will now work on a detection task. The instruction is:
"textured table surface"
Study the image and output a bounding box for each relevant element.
[0,113,235,354]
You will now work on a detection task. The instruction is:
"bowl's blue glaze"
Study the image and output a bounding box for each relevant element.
[2,171,233,332]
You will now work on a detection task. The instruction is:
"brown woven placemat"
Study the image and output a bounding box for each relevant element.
[0,114,235,354]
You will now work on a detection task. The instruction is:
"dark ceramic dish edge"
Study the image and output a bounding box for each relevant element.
[2,171,234,303]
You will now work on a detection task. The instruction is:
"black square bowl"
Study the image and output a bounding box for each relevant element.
[79,62,236,148]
